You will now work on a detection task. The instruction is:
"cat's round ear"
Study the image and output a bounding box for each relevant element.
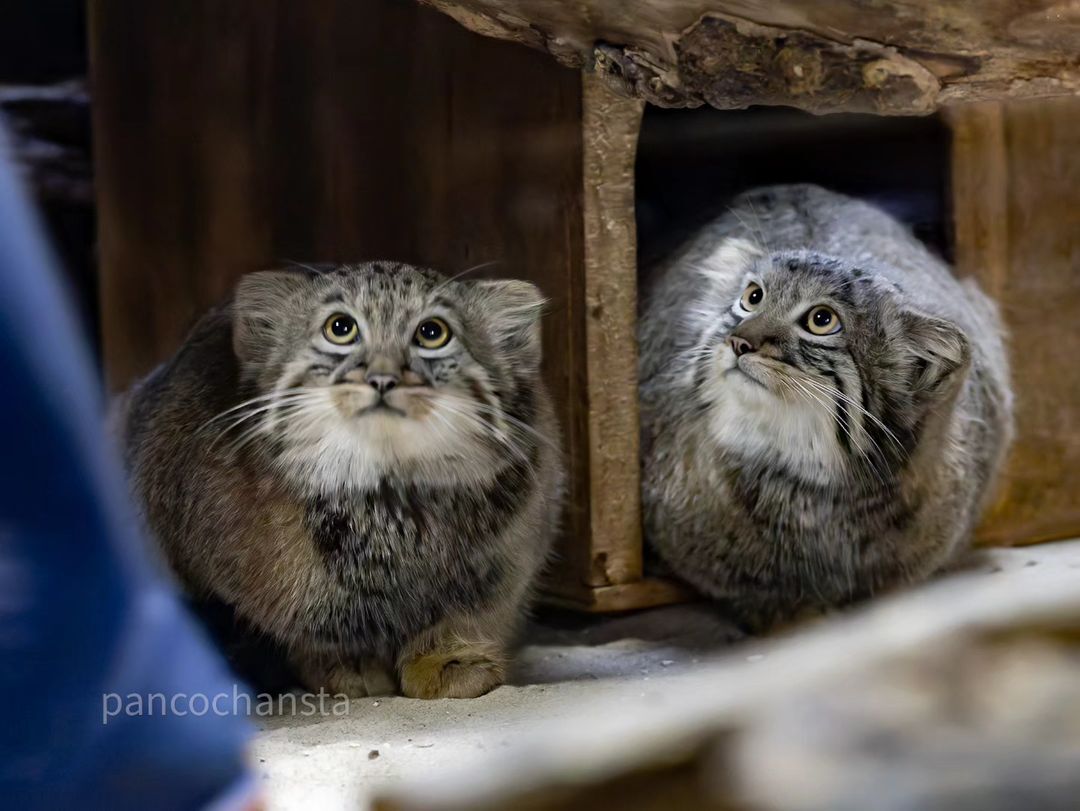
[233,269,311,362]
[901,311,971,399]
[469,279,545,365]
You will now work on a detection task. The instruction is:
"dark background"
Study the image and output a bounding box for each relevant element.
[636,105,951,270]
[0,1,87,82]
[0,0,96,352]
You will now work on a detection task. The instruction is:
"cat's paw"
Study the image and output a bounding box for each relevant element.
[298,661,394,698]
[320,666,370,698]
[399,651,504,699]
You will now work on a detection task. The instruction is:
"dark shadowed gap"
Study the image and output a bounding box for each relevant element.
[635,104,951,273]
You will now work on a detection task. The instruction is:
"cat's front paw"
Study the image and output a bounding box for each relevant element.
[297,660,395,698]
[399,651,504,699]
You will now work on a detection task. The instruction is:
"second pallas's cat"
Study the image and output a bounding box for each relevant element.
[639,185,1012,628]
[118,262,563,698]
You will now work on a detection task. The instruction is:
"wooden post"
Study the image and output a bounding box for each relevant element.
[949,98,1080,546]
[542,75,689,611]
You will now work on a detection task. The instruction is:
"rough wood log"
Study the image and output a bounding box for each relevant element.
[375,543,1080,811]
[419,1,1080,114]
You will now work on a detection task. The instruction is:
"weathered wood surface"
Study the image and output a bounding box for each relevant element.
[949,98,1080,547]
[91,0,589,567]
[544,576,694,614]
[579,75,644,586]
[420,0,1080,114]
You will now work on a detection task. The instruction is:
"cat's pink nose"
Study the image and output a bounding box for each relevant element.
[729,336,755,357]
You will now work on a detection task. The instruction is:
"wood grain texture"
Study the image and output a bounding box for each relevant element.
[90,0,589,552]
[949,98,1080,546]
[580,75,645,587]
[542,577,695,614]
[948,103,1010,298]
[91,0,584,392]
[420,0,1080,114]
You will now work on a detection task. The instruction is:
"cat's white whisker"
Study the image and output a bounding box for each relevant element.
[801,376,908,455]
[429,259,500,295]
[206,396,328,450]
[784,376,889,489]
[431,399,533,467]
[200,388,331,431]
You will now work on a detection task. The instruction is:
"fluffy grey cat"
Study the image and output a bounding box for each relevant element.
[640,185,1012,627]
[117,262,563,698]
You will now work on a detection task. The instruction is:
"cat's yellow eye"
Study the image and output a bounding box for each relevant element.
[415,317,452,350]
[323,313,359,345]
[740,282,764,311]
[803,305,842,336]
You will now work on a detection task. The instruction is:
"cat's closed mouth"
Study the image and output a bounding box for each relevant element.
[355,401,406,418]
[724,364,768,389]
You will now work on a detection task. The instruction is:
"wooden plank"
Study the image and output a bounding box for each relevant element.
[90,0,585,388]
[397,4,595,588]
[542,577,695,614]
[580,75,646,587]
[948,103,1010,297]
[420,0,1080,114]
[949,98,1080,546]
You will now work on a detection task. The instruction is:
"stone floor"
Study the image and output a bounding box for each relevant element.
[252,541,1080,810]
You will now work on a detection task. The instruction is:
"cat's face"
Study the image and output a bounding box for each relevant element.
[695,243,969,482]
[229,263,543,489]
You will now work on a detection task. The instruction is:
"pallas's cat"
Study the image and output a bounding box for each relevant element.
[119,262,563,698]
[639,185,1012,627]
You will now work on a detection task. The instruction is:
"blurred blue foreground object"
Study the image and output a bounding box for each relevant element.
[0,130,255,809]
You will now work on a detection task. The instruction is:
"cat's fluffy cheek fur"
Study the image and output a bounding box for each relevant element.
[273,398,506,491]
[704,347,848,483]
[709,391,848,484]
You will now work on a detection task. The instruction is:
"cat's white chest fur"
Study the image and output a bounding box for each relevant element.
[706,365,848,483]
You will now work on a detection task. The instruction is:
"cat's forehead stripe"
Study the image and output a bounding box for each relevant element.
[755,256,861,308]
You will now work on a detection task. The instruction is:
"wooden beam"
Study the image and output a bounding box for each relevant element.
[420,0,1080,114]
[580,75,645,587]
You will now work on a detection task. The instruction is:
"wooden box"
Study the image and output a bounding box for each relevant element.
[91,0,1080,613]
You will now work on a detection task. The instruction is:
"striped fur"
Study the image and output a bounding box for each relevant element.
[119,262,563,697]
[640,185,1013,627]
